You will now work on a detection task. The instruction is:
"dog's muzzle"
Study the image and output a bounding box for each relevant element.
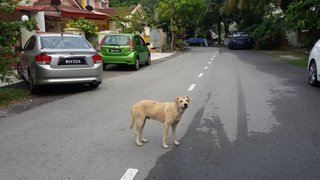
[184,103,188,109]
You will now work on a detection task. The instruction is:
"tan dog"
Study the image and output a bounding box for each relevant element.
[130,96,191,149]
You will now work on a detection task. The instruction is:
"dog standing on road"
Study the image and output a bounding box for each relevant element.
[130,96,191,149]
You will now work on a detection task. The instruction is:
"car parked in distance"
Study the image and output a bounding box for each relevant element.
[307,39,320,86]
[186,36,207,46]
[17,33,103,94]
[228,31,252,50]
[99,34,151,70]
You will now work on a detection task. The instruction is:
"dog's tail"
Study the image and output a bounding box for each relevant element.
[130,107,135,129]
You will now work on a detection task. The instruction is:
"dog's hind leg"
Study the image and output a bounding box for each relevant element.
[135,115,147,146]
[141,117,148,143]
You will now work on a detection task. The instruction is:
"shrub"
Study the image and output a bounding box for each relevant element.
[66,19,98,41]
[252,15,286,49]
[175,39,185,50]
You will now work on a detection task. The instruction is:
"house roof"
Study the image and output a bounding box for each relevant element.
[95,7,117,16]
[16,0,109,19]
[96,4,142,17]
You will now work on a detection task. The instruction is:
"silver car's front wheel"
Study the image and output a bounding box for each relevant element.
[308,61,319,86]
[17,62,24,80]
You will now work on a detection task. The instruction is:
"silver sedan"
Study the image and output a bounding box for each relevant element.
[17,33,103,93]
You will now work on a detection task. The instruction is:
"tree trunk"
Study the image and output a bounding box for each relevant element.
[171,31,175,51]
[218,22,221,45]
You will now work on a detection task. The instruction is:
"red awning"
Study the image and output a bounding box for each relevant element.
[16,4,109,19]
[60,11,107,19]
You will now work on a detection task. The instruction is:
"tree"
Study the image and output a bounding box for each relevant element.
[0,0,37,83]
[155,0,206,50]
[284,0,320,48]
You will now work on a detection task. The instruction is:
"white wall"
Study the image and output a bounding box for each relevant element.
[33,11,46,32]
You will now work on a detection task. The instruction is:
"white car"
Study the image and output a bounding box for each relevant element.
[308,39,320,86]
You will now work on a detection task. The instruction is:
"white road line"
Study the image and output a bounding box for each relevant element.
[188,84,196,91]
[211,58,214,61]
[198,73,204,78]
[204,66,208,69]
[208,62,211,64]
[120,168,138,180]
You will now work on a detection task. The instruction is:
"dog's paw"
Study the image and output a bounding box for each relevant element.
[163,144,169,149]
[136,142,143,146]
[174,141,180,146]
[142,138,148,143]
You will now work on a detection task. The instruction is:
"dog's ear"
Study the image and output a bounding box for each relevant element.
[174,97,179,104]
[186,96,191,102]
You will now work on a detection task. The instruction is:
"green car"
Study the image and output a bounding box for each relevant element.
[99,34,151,70]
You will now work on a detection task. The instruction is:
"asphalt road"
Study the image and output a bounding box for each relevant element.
[1,47,320,180]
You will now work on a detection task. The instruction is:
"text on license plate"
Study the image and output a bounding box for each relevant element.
[59,58,86,65]
[109,49,121,53]
[66,59,81,64]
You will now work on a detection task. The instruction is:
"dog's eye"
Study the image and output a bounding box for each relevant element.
[179,100,183,103]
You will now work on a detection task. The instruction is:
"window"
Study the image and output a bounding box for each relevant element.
[24,36,36,51]
[41,36,91,49]
[102,35,130,46]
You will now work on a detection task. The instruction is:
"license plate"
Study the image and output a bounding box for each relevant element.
[59,58,86,65]
[109,49,121,53]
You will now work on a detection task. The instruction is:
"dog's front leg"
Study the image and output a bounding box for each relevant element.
[172,123,179,146]
[162,123,170,149]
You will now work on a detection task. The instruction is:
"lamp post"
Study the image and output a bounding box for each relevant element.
[21,15,29,22]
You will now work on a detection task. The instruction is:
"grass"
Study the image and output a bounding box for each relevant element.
[264,48,309,68]
[0,88,30,109]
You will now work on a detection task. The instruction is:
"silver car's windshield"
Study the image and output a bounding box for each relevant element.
[41,36,91,49]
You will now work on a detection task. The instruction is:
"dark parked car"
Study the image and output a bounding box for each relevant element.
[228,31,252,50]
[186,36,206,46]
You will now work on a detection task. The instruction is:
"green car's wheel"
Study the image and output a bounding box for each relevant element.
[132,57,139,70]
[145,54,151,65]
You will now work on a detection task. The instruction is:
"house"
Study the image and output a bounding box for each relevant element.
[16,0,109,33]
[1,0,109,47]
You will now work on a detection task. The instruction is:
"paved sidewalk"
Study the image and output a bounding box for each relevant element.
[151,52,176,61]
[0,52,176,87]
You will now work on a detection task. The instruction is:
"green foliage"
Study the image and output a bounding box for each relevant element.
[0,88,30,108]
[252,15,286,49]
[175,39,185,50]
[0,1,37,83]
[66,19,99,41]
[110,0,141,7]
[284,0,320,48]
[155,0,206,50]
[161,43,171,52]
[110,7,146,34]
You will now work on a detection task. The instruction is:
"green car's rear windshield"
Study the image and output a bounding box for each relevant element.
[41,36,91,49]
[102,35,130,46]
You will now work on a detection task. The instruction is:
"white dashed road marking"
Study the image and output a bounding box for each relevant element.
[188,84,196,91]
[198,73,204,78]
[120,168,138,180]
[204,66,208,69]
